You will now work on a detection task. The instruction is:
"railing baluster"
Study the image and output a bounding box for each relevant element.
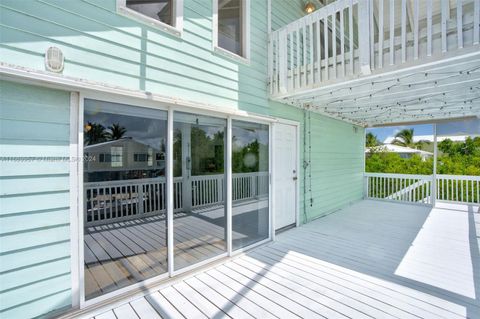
[324,14,329,81]
[332,9,337,78]
[309,16,314,86]
[389,0,395,65]
[447,179,450,200]
[296,27,301,89]
[340,6,345,77]
[316,17,322,83]
[378,0,384,69]
[370,0,375,69]
[427,0,433,56]
[467,180,470,202]
[278,29,288,93]
[477,180,479,203]
[303,20,308,87]
[349,0,354,74]
[441,0,448,52]
[401,0,407,63]
[457,0,463,49]
[382,177,385,198]
[413,0,419,60]
[461,178,464,202]
[289,29,294,91]
[474,0,480,45]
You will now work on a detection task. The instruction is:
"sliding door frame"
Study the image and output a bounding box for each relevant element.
[74,91,275,308]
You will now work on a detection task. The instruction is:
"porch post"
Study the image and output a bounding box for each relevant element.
[432,123,437,206]
[181,124,192,212]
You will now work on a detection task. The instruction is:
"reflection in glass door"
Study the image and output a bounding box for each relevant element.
[82,101,270,299]
[83,100,168,300]
[232,120,270,250]
[173,112,227,270]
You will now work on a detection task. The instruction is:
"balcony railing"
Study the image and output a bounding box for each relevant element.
[365,172,480,205]
[269,0,480,97]
[84,172,269,226]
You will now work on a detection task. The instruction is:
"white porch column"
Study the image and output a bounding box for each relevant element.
[181,124,192,212]
[432,123,437,207]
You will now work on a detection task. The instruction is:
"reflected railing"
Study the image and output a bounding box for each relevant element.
[85,172,269,226]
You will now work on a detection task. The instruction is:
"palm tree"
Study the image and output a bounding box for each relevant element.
[392,129,415,148]
[365,132,380,147]
[84,122,108,145]
[107,123,127,140]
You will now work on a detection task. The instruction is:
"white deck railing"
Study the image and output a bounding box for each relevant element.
[365,172,434,204]
[269,0,479,96]
[84,172,269,226]
[365,172,480,205]
[436,174,480,203]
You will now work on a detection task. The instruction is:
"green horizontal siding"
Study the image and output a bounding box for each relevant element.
[0,1,365,317]
[0,80,71,318]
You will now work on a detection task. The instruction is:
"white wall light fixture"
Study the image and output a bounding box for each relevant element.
[45,46,65,73]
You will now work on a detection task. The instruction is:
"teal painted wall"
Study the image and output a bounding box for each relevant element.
[0,80,72,318]
[0,0,364,317]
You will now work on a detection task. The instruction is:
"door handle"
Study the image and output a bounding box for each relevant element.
[293,176,298,181]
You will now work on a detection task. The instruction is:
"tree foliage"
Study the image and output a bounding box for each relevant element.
[392,129,414,147]
[366,136,480,176]
[366,132,380,147]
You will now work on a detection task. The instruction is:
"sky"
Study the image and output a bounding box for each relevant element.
[367,124,433,143]
[367,119,480,143]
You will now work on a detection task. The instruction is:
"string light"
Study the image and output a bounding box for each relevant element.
[280,65,480,126]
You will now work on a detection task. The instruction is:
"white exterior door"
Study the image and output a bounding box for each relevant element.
[274,122,298,230]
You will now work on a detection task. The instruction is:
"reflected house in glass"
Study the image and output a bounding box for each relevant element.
[84,138,165,178]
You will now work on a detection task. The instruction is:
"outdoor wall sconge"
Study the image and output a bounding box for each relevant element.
[304,1,316,14]
[45,46,64,73]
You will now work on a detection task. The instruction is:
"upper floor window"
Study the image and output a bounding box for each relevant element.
[117,0,183,36]
[213,0,250,61]
[126,0,173,25]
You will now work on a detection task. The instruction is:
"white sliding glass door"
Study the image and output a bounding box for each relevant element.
[172,112,227,270]
[81,99,271,302]
[231,120,270,250]
[83,99,168,300]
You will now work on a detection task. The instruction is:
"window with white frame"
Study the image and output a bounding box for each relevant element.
[117,0,183,35]
[213,0,250,59]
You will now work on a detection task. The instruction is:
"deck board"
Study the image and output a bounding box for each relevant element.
[82,200,480,319]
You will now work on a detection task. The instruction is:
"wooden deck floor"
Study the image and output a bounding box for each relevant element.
[85,200,480,319]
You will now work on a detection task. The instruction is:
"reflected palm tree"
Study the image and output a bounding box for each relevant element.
[85,122,108,145]
[107,123,127,140]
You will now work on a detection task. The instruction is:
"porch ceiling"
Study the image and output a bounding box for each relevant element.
[275,51,480,127]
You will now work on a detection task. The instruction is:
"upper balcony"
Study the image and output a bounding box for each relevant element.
[268,0,480,127]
